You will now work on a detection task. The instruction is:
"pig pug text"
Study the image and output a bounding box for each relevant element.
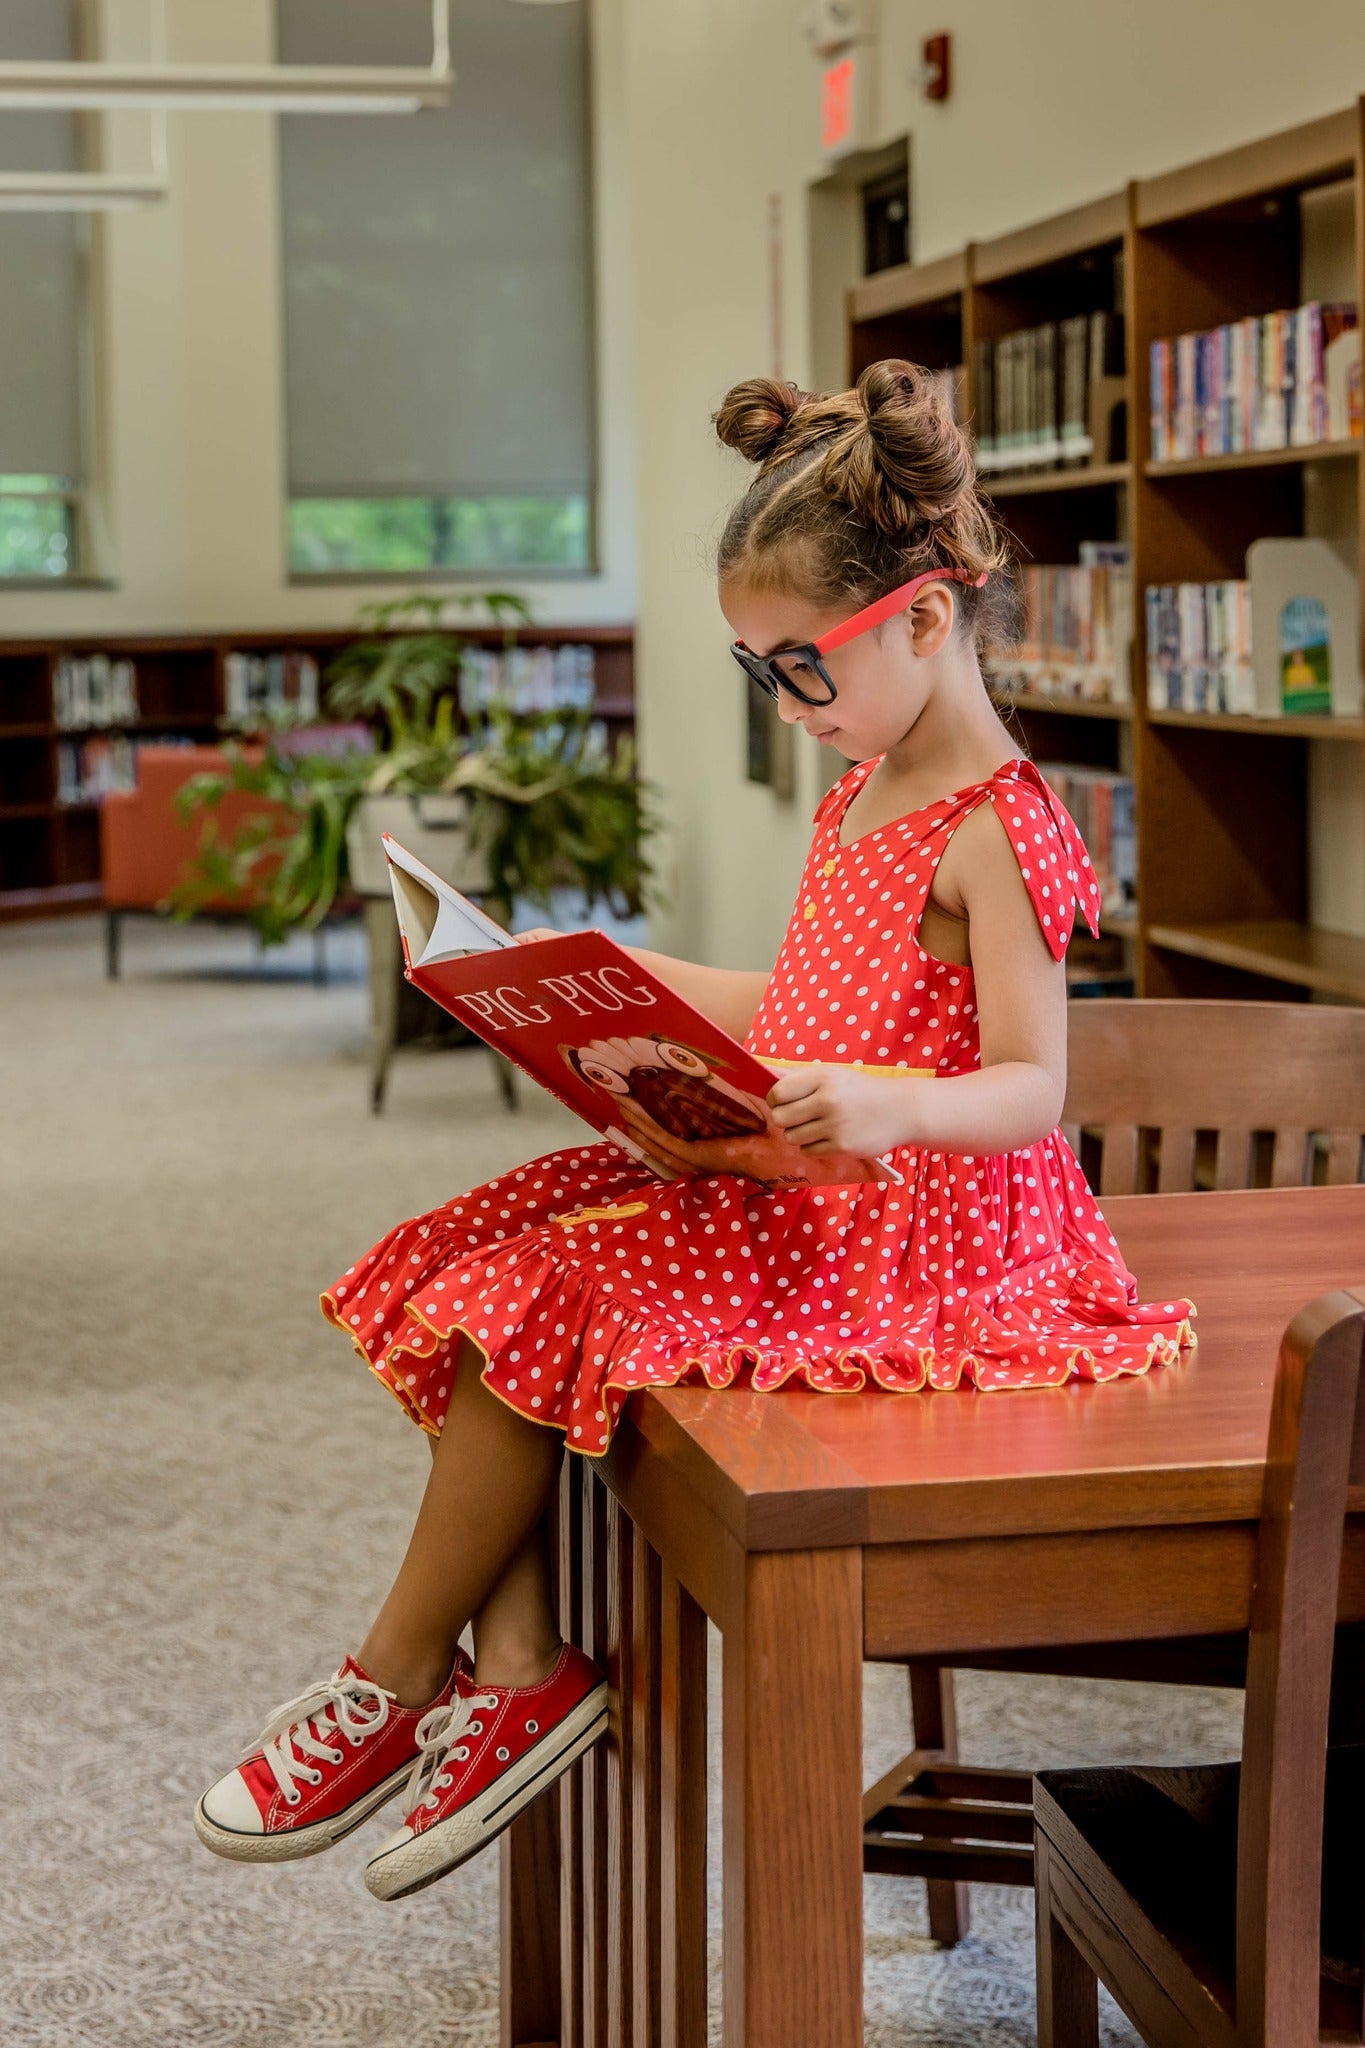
[455,966,657,1034]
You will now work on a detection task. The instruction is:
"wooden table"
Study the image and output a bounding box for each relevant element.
[499,1184,1365,2048]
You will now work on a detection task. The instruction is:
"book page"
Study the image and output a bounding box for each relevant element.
[383,834,517,962]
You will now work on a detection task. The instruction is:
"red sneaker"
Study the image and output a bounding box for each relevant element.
[364,1643,609,1900]
[194,1652,465,1863]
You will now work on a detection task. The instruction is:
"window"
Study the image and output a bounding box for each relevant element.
[278,0,596,579]
[0,1,85,580]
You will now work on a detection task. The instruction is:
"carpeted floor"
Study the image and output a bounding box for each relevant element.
[0,914,1242,2047]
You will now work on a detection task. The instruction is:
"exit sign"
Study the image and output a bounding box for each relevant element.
[821,46,871,157]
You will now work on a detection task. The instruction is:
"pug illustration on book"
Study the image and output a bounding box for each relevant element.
[381,834,905,1186]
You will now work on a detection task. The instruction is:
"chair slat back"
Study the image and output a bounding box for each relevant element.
[1234,1290,1365,2048]
[1065,1001,1365,1194]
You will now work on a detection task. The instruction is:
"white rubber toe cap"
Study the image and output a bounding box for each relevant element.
[199,1768,266,1836]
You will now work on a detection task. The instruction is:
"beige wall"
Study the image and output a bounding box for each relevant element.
[626,0,1365,966]
[0,0,635,638]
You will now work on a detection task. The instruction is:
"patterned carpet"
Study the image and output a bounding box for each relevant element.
[0,914,1242,2047]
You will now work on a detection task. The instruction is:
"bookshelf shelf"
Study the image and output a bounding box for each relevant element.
[1145,439,1360,479]
[997,694,1134,722]
[1148,707,1365,740]
[985,462,1131,499]
[0,625,636,922]
[843,97,1365,1007]
[1147,920,1365,1003]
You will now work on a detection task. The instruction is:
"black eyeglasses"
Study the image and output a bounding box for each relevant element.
[728,567,988,705]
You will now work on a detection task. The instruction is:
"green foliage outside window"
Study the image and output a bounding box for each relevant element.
[0,478,75,578]
[289,493,592,576]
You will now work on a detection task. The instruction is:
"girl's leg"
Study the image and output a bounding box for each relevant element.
[358,1339,564,1706]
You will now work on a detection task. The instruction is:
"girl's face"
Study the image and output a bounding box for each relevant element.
[720,576,941,761]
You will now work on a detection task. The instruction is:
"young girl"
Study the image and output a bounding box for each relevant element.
[195,360,1194,1902]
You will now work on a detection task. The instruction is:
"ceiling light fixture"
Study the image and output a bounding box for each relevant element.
[0,108,168,212]
[0,0,452,115]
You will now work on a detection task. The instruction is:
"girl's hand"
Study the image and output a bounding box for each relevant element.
[616,1100,808,1184]
[615,1096,892,1186]
[512,927,562,946]
[767,1064,919,1159]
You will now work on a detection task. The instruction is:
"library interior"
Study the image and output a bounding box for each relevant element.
[5,6,1365,2048]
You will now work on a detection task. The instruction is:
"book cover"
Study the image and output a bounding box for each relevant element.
[1247,537,1363,719]
[382,835,909,1188]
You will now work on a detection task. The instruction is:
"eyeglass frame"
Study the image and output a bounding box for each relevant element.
[728,566,989,706]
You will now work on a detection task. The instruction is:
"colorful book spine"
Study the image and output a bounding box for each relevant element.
[1144,580,1255,712]
[1150,303,1358,462]
[1036,763,1137,918]
[985,552,1132,705]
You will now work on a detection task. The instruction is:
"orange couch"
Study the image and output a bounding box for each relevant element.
[100,738,366,979]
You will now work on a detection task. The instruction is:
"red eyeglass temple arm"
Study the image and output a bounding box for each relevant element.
[814,568,988,656]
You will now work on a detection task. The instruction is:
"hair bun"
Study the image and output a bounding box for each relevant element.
[713,378,816,467]
[818,358,974,535]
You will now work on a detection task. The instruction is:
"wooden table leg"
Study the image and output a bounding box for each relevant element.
[661,1564,707,2048]
[723,1548,863,2048]
[501,1798,563,2048]
[907,1662,971,1946]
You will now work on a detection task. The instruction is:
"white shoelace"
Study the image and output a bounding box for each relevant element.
[405,1691,500,1813]
[248,1672,397,1805]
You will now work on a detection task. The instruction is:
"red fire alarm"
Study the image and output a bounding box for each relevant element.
[919,32,951,102]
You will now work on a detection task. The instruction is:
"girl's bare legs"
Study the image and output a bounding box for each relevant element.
[358,1339,565,1705]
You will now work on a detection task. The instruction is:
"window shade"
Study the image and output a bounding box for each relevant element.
[278,0,595,502]
[0,0,83,480]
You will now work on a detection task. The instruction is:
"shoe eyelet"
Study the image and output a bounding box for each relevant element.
[526,1720,539,1734]
[325,1749,344,1766]
[286,1791,301,1806]
[306,1768,324,1785]
[496,1746,510,1762]
[468,1721,483,1735]
[454,1745,469,1760]
[435,1773,451,1790]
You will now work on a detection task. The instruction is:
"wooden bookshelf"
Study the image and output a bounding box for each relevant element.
[844,100,1365,1004]
[0,624,635,922]
[1145,439,1359,477]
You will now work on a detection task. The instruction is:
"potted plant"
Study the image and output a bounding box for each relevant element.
[171,593,660,941]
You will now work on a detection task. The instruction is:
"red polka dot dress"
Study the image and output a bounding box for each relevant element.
[322,756,1194,1454]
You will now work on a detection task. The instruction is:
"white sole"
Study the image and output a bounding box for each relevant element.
[193,1759,415,1864]
[365,1687,609,1901]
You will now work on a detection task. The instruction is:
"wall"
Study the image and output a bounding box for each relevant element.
[625,0,1365,965]
[0,0,635,637]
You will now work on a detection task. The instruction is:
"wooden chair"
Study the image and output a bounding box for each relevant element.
[1034,1288,1365,2048]
[866,1001,1365,1946]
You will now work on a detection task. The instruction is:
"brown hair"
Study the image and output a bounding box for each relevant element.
[713,359,1012,646]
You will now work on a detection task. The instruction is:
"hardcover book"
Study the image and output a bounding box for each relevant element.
[382,835,906,1187]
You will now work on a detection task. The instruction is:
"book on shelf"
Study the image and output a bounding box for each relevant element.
[1147,542,1363,718]
[54,733,192,806]
[1246,537,1363,718]
[986,547,1132,704]
[458,643,598,715]
[974,311,1124,474]
[53,654,139,731]
[1145,580,1255,713]
[383,834,907,1189]
[224,651,321,724]
[1036,763,1136,921]
[1149,301,1360,462]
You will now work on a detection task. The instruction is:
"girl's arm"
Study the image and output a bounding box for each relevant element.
[769,805,1068,1158]
[622,948,771,1042]
[514,930,770,1042]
